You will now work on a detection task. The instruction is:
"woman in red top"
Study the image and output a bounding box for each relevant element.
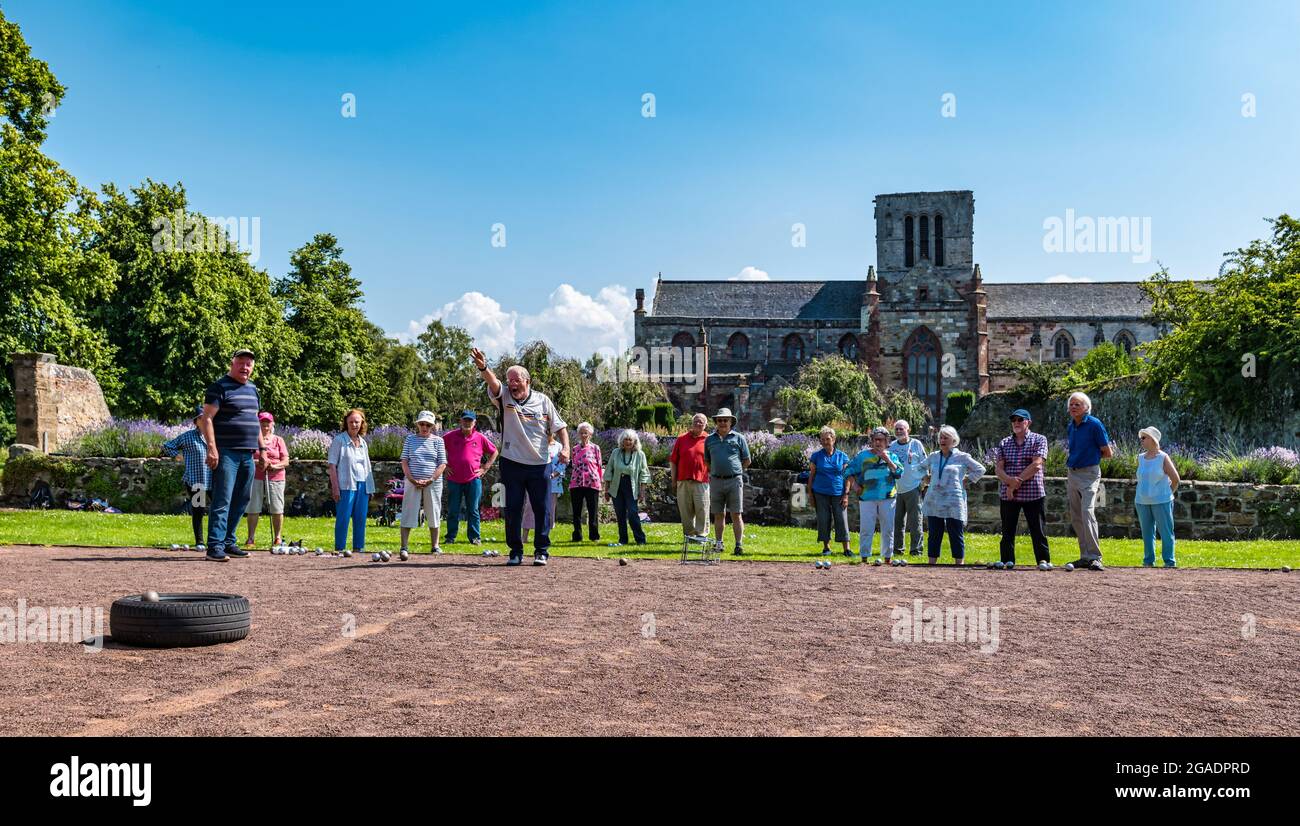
[245,412,290,547]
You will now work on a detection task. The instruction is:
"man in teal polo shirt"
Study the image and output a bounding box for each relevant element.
[704,408,751,555]
[1065,391,1113,571]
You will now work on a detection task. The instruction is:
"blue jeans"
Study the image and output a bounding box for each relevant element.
[335,482,369,551]
[927,515,966,560]
[500,457,551,555]
[1136,500,1176,566]
[445,479,482,542]
[207,448,255,550]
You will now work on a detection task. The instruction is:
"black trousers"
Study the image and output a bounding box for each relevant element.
[999,496,1050,564]
[188,484,207,546]
[571,487,600,540]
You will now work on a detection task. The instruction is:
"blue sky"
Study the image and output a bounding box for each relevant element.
[11,0,1299,357]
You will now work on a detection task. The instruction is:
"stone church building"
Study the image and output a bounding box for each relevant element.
[634,190,1163,428]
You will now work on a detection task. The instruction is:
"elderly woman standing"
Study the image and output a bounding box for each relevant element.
[328,408,376,555]
[568,422,604,542]
[921,425,986,565]
[399,411,448,559]
[245,411,289,548]
[807,426,851,556]
[846,427,904,562]
[604,429,651,547]
[1136,426,1180,568]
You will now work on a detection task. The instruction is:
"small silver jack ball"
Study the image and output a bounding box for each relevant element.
[143,591,160,603]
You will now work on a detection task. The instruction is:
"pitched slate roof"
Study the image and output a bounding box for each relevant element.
[650,280,865,320]
[982,282,1152,319]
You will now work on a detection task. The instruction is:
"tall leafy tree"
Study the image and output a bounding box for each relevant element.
[1141,217,1300,420]
[777,354,885,431]
[0,10,120,437]
[414,319,482,423]
[86,180,301,421]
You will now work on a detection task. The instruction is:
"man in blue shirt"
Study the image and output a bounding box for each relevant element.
[197,349,265,562]
[1065,391,1113,571]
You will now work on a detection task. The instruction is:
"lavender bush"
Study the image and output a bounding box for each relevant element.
[69,418,187,458]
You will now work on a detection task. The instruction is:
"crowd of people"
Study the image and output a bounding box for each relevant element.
[165,348,1182,570]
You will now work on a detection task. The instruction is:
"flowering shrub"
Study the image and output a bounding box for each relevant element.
[286,428,331,460]
[69,419,186,458]
[366,425,410,461]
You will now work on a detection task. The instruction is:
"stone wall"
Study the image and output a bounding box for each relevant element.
[11,352,111,453]
[7,455,1295,539]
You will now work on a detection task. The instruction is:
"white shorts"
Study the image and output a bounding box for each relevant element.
[401,482,442,528]
[248,479,285,515]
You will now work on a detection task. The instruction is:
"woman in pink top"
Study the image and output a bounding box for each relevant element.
[246,411,290,547]
[568,422,603,542]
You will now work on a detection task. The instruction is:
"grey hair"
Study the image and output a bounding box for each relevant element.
[506,364,531,383]
[617,428,641,452]
[938,425,961,446]
[576,421,594,436]
[1067,391,1092,414]
[818,425,836,439]
[894,419,910,432]
[869,426,891,441]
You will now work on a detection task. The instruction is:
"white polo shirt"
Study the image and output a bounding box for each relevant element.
[489,385,566,465]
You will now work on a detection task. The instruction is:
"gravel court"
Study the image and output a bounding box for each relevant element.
[0,545,1296,736]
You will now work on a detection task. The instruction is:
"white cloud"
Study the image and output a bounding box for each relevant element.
[729,266,770,281]
[1045,273,1093,283]
[393,284,636,359]
[395,291,518,357]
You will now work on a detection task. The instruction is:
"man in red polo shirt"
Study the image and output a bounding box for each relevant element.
[441,410,498,546]
[669,413,711,541]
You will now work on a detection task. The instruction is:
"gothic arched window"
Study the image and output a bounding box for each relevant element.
[671,332,695,350]
[904,216,915,268]
[782,333,804,363]
[934,214,944,266]
[1053,331,1074,361]
[919,215,930,260]
[838,333,859,361]
[727,332,749,360]
[1114,330,1136,355]
[903,327,942,415]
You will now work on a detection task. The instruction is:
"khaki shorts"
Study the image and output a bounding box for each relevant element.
[248,479,285,515]
[709,476,743,514]
[402,482,442,528]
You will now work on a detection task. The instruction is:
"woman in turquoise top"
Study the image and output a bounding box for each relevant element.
[1135,426,1180,567]
[846,427,903,562]
[921,425,986,565]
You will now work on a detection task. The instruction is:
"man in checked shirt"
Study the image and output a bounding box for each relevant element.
[993,408,1051,568]
[161,404,211,547]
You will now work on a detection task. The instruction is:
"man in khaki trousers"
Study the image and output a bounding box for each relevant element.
[669,413,711,540]
[1065,391,1113,571]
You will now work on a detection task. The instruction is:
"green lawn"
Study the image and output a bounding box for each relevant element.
[1,509,1296,568]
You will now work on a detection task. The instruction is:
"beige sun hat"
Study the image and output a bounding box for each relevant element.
[1138,426,1162,448]
[712,408,736,422]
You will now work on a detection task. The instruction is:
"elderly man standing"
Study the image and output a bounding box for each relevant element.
[197,349,265,563]
[470,348,570,566]
[994,408,1051,568]
[1066,391,1113,571]
[442,410,497,547]
[888,419,928,557]
[704,408,750,555]
[669,413,711,541]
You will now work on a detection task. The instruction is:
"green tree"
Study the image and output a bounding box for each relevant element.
[1061,342,1142,388]
[1141,219,1300,419]
[777,354,884,431]
[87,180,302,422]
[0,10,120,430]
[414,319,482,423]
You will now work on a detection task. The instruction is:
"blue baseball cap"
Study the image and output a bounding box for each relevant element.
[1010,408,1032,422]
[459,410,477,421]
[193,403,205,420]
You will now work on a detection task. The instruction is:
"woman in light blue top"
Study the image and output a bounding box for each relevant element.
[327,408,376,553]
[921,425,986,565]
[1135,426,1180,568]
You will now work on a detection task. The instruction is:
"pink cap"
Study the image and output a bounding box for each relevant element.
[258,411,275,423]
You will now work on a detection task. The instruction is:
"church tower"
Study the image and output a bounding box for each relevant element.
[870,191,984,421]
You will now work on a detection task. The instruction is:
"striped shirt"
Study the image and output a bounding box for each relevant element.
[204,375,261,450]
[401,433,447,481]
[993,431,1048,501]
[162,428,210,489]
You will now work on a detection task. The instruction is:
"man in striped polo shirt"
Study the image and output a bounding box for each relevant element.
[197,349,265,562]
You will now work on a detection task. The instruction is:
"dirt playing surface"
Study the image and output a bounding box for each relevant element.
[1,545,1296,736]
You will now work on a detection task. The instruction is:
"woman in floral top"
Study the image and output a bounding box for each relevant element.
[568,422,604,542]
[921,425,987,565]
